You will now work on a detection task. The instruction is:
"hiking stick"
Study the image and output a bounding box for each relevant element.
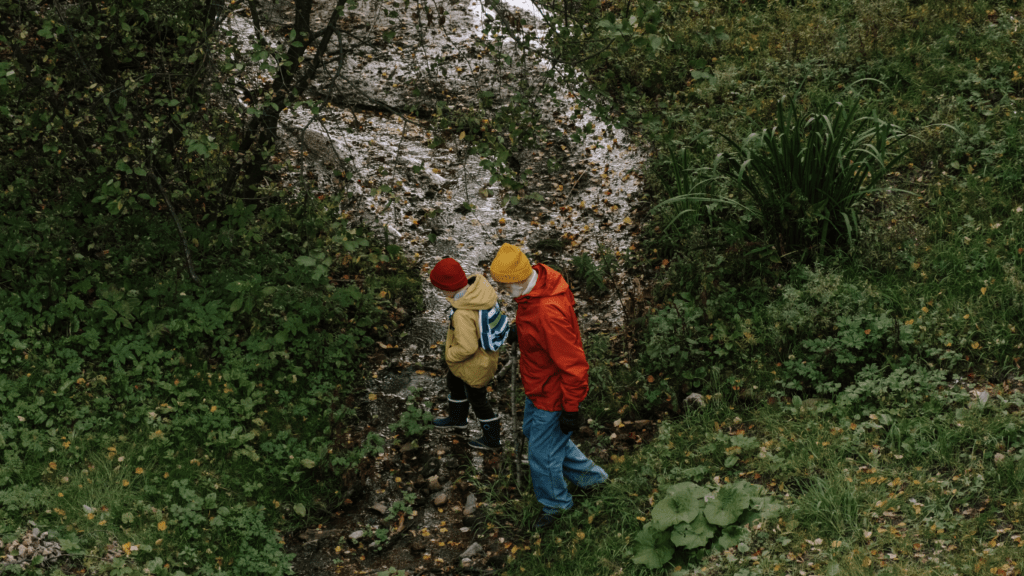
[508,342,524,483]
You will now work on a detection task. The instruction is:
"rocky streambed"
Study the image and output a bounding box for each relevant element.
[222,0,653,572]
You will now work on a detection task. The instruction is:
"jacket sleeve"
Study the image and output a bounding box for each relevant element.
[446,310,480,364]
[541,305,589,412]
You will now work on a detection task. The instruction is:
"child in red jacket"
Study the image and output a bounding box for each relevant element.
[490,244,608,529]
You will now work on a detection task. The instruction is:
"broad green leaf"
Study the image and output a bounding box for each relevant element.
[704,483,751,526]
[296,255,316,267]
[717,524,746,549]
[294,503,306,517]
[670,513,715,549]
[652,482,707,530]
[631,525,673,569]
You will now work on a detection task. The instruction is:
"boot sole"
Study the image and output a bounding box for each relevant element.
[434,425,468,430]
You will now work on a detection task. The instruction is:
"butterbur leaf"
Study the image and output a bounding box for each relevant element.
[742,495,784,524]
[671,513,715,549]
[652,482,708,530]
[717,525,746,549]
[631,524,673,569]
[704,482,752,526]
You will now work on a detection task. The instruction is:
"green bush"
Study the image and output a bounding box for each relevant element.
[631,480,781,570]
[717,95,913,255]
[0,194,418,573]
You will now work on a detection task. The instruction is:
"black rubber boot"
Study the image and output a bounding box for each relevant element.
[468,417,502,450]
[533,512,560,530]
[433,397,469,430]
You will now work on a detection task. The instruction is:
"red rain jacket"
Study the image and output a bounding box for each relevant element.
[514,264,589,412]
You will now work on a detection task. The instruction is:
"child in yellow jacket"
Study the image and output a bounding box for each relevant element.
[429,258,509,450]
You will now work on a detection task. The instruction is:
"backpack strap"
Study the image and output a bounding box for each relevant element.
[478,303,510,351]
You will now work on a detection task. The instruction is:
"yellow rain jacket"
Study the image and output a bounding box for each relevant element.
[445,274,500,388]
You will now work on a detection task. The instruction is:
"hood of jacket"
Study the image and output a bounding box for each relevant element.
[447,274,497,311]
[514,264,573,306]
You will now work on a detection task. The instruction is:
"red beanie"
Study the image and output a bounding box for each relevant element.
[430,258,468,292]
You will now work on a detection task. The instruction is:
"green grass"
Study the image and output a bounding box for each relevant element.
[494,393,1024,575]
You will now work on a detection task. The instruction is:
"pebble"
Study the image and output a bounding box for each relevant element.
[685,393,705,407]
[463,493,477,516]
[460,542,484,559]
[369,503,388,515]
[427,475,442,492]
[349,530,365,542]
[433,493,448,506]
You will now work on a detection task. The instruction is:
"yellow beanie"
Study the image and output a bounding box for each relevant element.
[490,243,533,283]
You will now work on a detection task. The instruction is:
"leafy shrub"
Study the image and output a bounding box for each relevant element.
[0,194,420,574]
[631,480,781,569]
[641,285,766,396]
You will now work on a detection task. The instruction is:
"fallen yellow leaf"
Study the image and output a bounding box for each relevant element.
[158,520,167,531]
[135,467,144,474]
[48,462,57,471]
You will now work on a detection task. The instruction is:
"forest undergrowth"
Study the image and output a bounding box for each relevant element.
[3,0,1024,574]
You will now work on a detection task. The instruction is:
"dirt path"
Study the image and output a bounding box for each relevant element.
[225,0,649,572]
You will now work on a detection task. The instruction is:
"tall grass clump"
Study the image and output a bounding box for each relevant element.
[718,94,912,255]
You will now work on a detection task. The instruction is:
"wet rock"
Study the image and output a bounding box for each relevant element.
[463,493,478,516]
[421,457,441,479]
[433,493,448,506]
[460,542,484,559]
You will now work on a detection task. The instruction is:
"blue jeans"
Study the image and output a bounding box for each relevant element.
[522,398,609,514]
